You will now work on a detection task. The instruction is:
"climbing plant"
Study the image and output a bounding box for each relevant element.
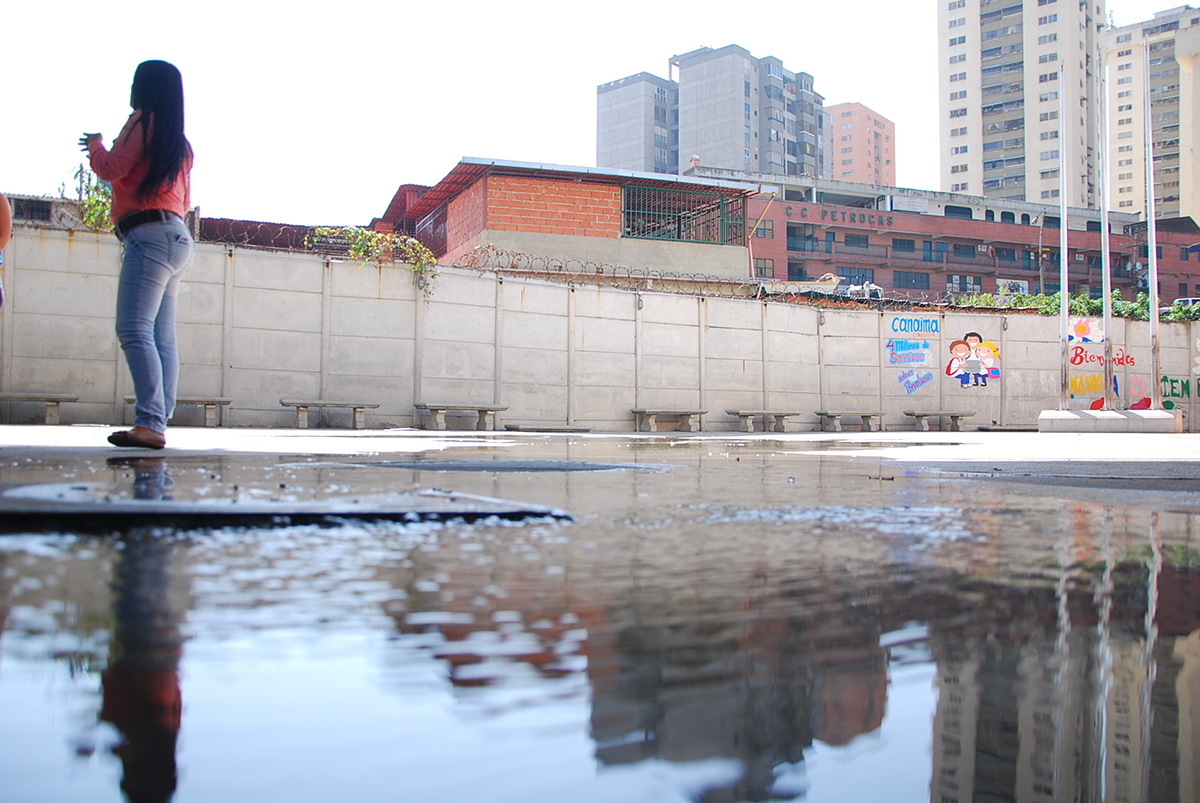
[307,226,438,293]
[68,165,112,233]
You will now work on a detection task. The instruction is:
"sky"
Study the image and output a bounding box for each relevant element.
[1,0,1182,226]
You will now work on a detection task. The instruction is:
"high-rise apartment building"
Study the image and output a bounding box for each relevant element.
[596,72,679,174]
[1102,6,1200,220]
[597,45,827,178]
[825,103,896,185]
[937,0,1104,206]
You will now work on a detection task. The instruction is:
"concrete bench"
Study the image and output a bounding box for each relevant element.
[904,410,976,431]
[0,392,79,425]
[126,395,231,427]
[281,399,380,429]
[631,408,706,432]
[414,403,508,431]
[814,410,887,432]
[725,409,804,433]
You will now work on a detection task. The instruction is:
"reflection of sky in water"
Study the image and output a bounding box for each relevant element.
[3,443,1199,803]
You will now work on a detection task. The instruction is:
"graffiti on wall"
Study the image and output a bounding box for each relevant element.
[945,331,1000,388]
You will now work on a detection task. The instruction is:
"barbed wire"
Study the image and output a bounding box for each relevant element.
[452,244,957,310]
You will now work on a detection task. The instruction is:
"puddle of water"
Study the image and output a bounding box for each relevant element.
[1,439,1198,802]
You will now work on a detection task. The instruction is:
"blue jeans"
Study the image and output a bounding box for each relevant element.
[116,218,195,433]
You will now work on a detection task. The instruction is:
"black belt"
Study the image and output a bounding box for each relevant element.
[115,209,181,241]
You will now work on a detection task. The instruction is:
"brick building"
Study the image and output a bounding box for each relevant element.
[374,157,762,279]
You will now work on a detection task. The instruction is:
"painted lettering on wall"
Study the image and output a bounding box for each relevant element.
[1069,346,1135,367]
[945,330,1000,389]
[891,317,939,334]
[886,338,931,366]
[783,204,895,228]
[897,368,934,395]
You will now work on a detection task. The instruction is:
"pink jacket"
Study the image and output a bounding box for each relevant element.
[88,110,192,222]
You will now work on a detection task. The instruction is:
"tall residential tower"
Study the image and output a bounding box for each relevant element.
[597,45,832,178]
[1102,6,1200,220]
[937,0,1105,206]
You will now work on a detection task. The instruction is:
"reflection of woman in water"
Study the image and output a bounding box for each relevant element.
[100,458,183,802]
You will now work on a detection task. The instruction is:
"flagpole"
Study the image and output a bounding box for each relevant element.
[1144,40,1161,408]
[1100,59,1114,409]
[1059,61,1070,409]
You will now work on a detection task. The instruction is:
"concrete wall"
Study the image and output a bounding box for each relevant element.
[3,226,1198,431]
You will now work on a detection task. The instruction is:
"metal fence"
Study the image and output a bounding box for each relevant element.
[622,186,745,246]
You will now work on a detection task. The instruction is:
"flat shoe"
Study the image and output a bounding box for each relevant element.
[108,427,166,449]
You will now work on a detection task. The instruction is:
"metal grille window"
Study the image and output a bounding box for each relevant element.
[894,270,930,290]
[622,186,746,246]
[753,258,775,278]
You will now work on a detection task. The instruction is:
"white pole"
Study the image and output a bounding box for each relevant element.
[1145,41,1162,408]
[1059,61,1070,409]
[1100,60,1114,409]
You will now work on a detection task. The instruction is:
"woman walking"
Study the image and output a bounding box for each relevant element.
[83,60,194,449]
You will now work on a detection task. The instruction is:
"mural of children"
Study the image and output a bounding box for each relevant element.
[976,341,1000,385]
[946,340,973,387]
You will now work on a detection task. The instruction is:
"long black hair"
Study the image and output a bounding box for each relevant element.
[130,60,191,202]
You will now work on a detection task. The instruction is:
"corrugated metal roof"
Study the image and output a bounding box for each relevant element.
[395,157,775,225]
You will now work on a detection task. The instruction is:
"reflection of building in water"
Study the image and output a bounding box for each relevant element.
[930,654,980,803]
[925,561,1200,803]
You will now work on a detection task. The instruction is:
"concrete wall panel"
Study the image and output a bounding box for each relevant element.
[232,329,321,373]
[233,287,322,333]
[503,312,567,350]
[642,322,700,358]
[331,297,415,338]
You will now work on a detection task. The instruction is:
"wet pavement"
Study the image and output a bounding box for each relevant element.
[2,424,1199,802]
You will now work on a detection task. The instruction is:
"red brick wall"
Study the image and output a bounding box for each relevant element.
[446,177,489,251]
[485,175,621,238]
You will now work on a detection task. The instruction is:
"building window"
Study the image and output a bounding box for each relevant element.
[950,90,967,100]
[952,243,975,259]
[893,238,915,253]
[1040,130,1059,140]
[839,267,875,284]
[1039,72,1058,83]
[951,182,969,191]
[1038,14,1057,24]
[1040,189,1060,199]
[949,108,967,118]
[949,17,966,28]
[623,186,746,246]
[894,270,930,290]
[1039,111,1058,121]
[753,219,774,239]
[950,53,967,64]
[996,247,1016,261]
[1040,149,1060,160]
[1117,76,1132,85]
[1039,33,1058,43]
[753,258,774,278]
[948,0,965,8]
[950,72,967,82]
[951,126,968,136]
[1037,0,1057,5]
[1039,91,1059,101]
[1038,53,1058,63]
[947,274,983,292]
[951,164,969,174]
[1041,168,1060,179]
[949,35,966,46]
[845,233,869,248]
[951,145,968,154]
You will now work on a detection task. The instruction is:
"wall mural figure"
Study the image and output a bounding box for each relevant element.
[945,332,1000,388]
